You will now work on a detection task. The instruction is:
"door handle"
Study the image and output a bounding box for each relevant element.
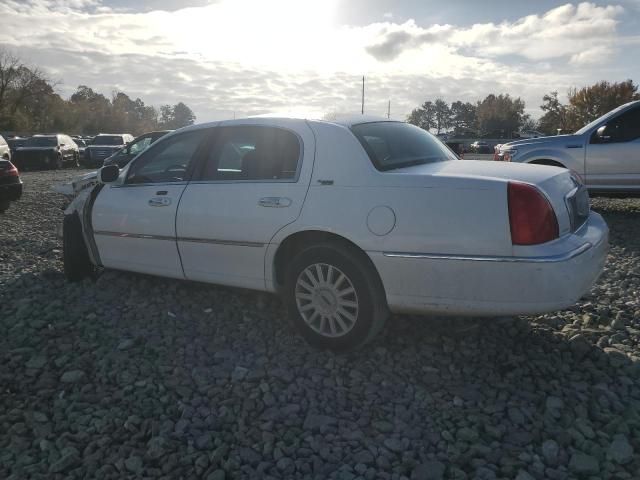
[258,197,292,208]
[149,197,172,207]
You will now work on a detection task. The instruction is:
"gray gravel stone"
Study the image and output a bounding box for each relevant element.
[1,173,639,480]
[411,461,446,480]
[569,452,600,475]
[60,370,86,383]
[608,435,634,465]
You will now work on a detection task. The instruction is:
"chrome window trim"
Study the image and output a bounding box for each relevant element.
[111,181,189,189]
[382,242,593,264]
[93,230,264,248]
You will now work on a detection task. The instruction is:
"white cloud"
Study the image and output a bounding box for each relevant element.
[365,3,624,63]
[0,1,635,122]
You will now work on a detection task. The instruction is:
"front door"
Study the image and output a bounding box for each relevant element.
[177,120,315,290]
[91,129,210,278]
[586,106,640,190]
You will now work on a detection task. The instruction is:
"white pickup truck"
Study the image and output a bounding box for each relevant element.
[495,100,640,194]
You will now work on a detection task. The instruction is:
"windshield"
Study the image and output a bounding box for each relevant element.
[91,135,124,146]
[25,136,57,147]
[574,103,632,135]
[351,122,456,171]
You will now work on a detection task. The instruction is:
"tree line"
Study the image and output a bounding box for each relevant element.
[408,80,640,137]
[0,50,196,136]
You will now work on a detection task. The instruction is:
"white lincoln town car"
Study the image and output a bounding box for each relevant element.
[62,116,609,350]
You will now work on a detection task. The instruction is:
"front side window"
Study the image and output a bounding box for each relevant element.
[25,136,57,147]
[200,126,301,181]
[592,107,640,144]
[126,130,209,184]
[351,122,456,171]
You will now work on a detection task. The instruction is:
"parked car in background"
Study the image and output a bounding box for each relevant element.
[103,130,172,168]
[61,116,608,350]
[470,141,492,154]
[0,159,22,213]
[12,134,79,170]
[0,134,11,161]
[7,137,27,158]
[72,137,89,158]
[495,100,640,194]
[83,134,134,168]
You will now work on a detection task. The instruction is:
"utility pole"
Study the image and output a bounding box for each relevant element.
[361,76,365,115]
[387,100,391,119]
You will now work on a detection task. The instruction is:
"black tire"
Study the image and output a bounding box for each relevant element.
[63,214,94,281]
[284,242,388,351]
[0,200,10,213]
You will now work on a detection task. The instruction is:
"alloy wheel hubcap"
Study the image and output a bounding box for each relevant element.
[295,263,359,338]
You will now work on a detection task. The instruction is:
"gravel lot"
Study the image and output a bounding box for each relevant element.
[1,170,639,480]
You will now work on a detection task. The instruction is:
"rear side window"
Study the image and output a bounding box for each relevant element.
[200,126,300,181]
[351,122,456,171]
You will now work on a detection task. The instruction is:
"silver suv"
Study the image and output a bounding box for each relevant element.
[495,100,640,194]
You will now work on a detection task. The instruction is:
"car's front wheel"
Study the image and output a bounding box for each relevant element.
[63,214,94,281]
[284,243,388,351]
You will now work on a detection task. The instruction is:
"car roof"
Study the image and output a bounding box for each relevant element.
[179,114,400,135]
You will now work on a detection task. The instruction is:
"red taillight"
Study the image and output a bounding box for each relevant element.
[0,163,19,177]
[508,182,559,245]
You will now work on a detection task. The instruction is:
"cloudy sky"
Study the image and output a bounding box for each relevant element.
[1,0,639,122]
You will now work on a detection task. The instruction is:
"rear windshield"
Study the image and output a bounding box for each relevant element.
[25,136,57,147]
[92,135,124,145]
[351,122,456,171]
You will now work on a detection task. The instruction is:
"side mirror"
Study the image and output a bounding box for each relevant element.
[596,125,610,142]
[98,164,120,183]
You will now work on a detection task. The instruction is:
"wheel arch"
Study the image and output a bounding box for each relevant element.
[270,229,385,295]
[528,158,566,168]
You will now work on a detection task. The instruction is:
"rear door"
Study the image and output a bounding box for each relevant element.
[586,106,640,189]
[91,128,210,278]
[176,120,315,290]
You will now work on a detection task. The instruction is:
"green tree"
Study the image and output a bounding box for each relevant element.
[433,98,451,134]
[406,101,436,131]
[538,91,571,135]
[450,101,477,133]
[172,102,196,128]
[567,79,639,129]
[476,94,525,137]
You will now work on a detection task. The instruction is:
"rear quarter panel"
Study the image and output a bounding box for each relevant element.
[270,121,513,258]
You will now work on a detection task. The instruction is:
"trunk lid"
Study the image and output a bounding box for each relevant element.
[392,160,585,237]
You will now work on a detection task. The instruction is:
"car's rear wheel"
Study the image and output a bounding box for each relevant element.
[0,200,10,213]
[63,214,94,281]
[284,243,388,351]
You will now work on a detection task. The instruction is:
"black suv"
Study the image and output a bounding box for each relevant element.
[103,131,172,168]
[12,134,80,170]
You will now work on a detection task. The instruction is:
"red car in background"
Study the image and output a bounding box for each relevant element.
[0,159,22,213]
